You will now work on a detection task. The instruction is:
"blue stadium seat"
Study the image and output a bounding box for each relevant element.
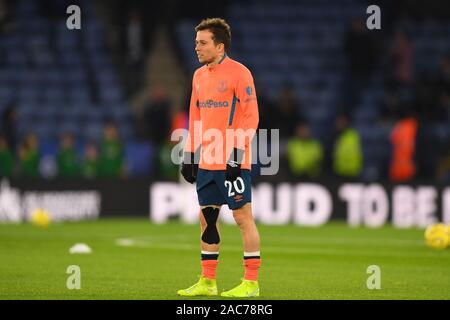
[42,87,65,103]
[40,141,59,157]
[57,121,80,140]
[83,122,104,142]
[118,123,134,141]
[125,142,154,176]
[33,122,56,143]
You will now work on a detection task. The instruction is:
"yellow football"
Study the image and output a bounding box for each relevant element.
[424,223,449,250]
[30,209,51,228]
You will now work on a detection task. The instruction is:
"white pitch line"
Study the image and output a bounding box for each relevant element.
[115,238,442,259]
[120,234,425,246]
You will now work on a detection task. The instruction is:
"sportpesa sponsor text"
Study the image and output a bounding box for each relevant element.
[197,100,229,108]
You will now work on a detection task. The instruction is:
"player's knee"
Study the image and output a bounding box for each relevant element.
[202,206,219,227]
[201,206,220,245]
[233,211,251,228]
[199,210,207,229]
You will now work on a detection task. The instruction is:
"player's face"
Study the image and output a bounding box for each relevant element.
[195,30,222,65]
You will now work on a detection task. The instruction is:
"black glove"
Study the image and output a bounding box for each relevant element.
[181,152,198,183]
[225,148,244,182]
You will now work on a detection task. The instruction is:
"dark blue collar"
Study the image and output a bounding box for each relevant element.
[218,53,227,64]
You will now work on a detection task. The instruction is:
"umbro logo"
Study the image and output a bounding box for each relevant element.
[228,160,239,168]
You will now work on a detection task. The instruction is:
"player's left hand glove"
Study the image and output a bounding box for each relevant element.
[225,148,244,182]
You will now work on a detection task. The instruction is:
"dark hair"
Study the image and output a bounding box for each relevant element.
[195,18,231,50]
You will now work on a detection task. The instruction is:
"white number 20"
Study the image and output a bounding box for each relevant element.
[224,177,245,197]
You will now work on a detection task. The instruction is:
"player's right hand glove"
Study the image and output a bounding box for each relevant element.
[225,148,244,182]
[181,152,198,184]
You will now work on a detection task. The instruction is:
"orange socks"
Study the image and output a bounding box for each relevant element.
[200,251,261,281]
[201,251,219,279]
[243,251,261,281]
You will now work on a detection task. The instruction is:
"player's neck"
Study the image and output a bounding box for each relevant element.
[207,53,227,68]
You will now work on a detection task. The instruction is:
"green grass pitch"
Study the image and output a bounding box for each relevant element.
[0,218,449,300]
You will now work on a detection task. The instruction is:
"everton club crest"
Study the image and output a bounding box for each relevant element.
[217,80,228,93]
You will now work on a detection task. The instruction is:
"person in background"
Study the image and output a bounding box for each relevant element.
[81,142,99,179]
[342,18,380,112]
[287,123,323,178]
[272,84,304,139]
[99,122,124,177]
[157,140,179,180]
[436,55,450,96]
[57,132,79,178]
[436,138,450,183]
[0,133,14,177]
[389,109,418,182]
[388,29,414,88]
[19,133,40,177]
[1,103,17,153]
[143,85,172,148]
[333,114,363,178]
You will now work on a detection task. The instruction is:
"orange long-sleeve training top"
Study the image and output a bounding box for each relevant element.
[184,55,259,170]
